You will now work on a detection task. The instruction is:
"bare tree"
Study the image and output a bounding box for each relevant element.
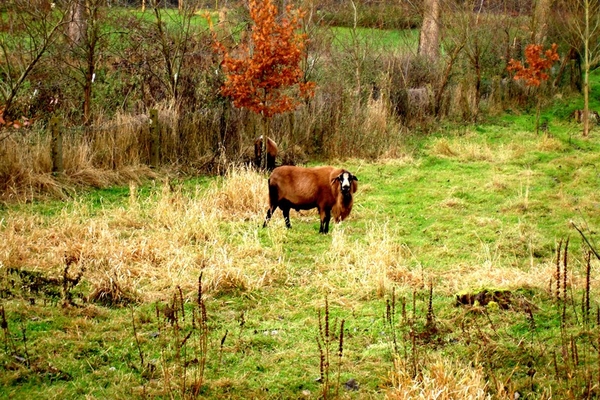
[532,0,553,44]
[560,0,600,136]
[0,0,66,120]
[429,0,516,120]
[58,0,113,124]
[147,0,199,105]
[418,0,440,61]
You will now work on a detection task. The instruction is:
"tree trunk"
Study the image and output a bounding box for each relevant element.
[583,0,590,136]
[418,0,440,61]
[533,0,553,44]
[50,116,64,175]
[261,114,270,170]
[68,0,86,45]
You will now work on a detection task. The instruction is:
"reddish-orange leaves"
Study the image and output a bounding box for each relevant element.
[215,0,314,117]
[507,43,560,87]
[0,107,30,129]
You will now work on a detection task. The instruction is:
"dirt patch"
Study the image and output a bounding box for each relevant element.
[455,289,535,312]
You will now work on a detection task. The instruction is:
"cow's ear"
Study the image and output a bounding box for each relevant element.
[352,174,358,181]
[331,174,341,185]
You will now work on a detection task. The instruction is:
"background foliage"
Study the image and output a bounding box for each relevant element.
[1,0,593,201]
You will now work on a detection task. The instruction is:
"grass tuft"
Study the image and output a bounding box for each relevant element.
[388,356,490,399]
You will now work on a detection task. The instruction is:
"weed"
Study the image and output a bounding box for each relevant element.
[316,296,346,399]
[132,274,209,398]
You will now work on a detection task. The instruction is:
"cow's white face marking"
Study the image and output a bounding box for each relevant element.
[333,171,357,196]
[340,172,352,191]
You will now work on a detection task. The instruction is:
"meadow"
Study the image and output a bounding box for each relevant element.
[1,108,600,398]
[2,2,600,398]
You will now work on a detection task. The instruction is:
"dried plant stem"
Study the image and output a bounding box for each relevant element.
[563,237,569,304]
[217,330,228,373]
[336,319,345,399]
[426,280,434,327]
[178,286,185,322]
[316,314,328,399]
[572,222,600,261]
[584,251,591,325]
[411,290,417,379]
[131,308,145,369]
[562,238,569,327]
[19,318,30,367]
[386,291,399,355]
[316,295,340,400]
[0,306,15,355]
[556,239,563,301]
[196,274,208,394]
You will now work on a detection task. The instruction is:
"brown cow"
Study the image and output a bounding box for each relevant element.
[263,166,358,233]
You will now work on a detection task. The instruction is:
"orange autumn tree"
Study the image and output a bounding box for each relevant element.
[507,43,560,134]
[214,0,314,169]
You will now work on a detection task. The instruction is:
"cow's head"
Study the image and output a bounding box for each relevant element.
[333,170,358,196]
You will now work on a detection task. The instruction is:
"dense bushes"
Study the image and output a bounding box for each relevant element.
[0,0,583,201]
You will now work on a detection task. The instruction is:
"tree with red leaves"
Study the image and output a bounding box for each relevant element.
[214,0,314,168]
[508,43,560,134]
[508,43,560,87]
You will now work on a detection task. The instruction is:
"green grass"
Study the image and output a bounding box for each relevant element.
[330,26,419,52]
[1,72,600,399]
[2,110,600,398]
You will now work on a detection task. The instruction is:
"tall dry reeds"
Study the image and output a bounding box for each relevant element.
[0,114,158,202]
[1,80,407,202]
[0,165,287,303]
[0,130,64,200]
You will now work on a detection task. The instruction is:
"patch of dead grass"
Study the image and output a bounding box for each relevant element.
[319,223,424,299]
[388,356,490,400]
[0,166,282,303]
[536,134,566,152]
[428,137,518,163]
[440,196,465,209]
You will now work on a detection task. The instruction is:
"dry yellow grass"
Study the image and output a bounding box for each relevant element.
[428,134,521,163]
[1,163,597,309]
[316,219,580,304]
[0,117,159,203]
[320,223,424,301]
[0,166,281,303]
[387,356,491,400]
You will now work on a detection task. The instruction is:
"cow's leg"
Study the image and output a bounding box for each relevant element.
[263,203,278,228]
[264,185,279,228]
[282,206,292,229]
[319,208,331,234]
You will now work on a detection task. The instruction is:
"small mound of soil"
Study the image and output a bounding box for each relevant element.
[456,289,514,310]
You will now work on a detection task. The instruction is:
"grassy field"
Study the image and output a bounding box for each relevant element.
[1,98,600,398]
[4,4,600,396]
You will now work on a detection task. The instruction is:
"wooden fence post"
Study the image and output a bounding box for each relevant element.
[149,109,160,168]
[50,116,64,175]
